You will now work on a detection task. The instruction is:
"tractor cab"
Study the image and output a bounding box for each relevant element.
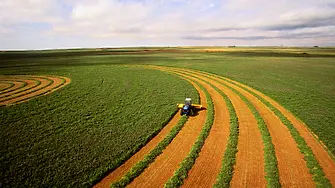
[185,98,192,105]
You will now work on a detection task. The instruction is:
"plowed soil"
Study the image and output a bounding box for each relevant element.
[0,75,70,106]
[95,66,335,188]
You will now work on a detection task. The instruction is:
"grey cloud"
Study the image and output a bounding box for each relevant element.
[183,35,272,40]
[262,12,335,31]
[202,27,246,32]
[183,30,335,41]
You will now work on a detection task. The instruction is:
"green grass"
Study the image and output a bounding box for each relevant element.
[111,115,188,187]
[164,75,214,188]
[216,75,331,187]
[0,65,198,188]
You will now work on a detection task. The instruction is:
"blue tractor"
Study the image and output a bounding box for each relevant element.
[177,98,203,116]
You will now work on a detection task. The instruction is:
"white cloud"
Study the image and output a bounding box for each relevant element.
[1,0,335,49]
[0,0,63,24]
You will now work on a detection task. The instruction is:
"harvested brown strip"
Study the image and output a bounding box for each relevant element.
[175,72,230,187]
[0,76,70,106]
[0,81,24,95]
[127,79,207,188]
[224,77,335,186]
[163,66,266,187]
[0,79,40,100]
[94,113,181,188]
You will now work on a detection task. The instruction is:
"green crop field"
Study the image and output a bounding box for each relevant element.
[0,47,334,187]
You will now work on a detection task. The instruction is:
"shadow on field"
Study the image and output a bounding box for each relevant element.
[186,107,206,117]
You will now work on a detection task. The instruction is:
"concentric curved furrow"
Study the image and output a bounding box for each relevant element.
[0,78,40,100]
[0,80,26,94]
[0,82,14,92]
[0,75,71,106]
[127,80,207,188]
[163,68,266,187]
[94,113,181,188]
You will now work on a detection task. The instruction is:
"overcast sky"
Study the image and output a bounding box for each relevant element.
[1,0,335,50]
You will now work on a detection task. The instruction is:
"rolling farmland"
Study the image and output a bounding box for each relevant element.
[1,48,335,187]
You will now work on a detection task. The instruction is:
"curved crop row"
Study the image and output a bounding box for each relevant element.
[222,78,331,187]
[0,79,41,100]
[148,66,334,187]
[211,78,280,187]
[0,80,27,95]
[170,70,239,188]
[0,82,15,92]
[179,67,333,187]
[174,69,280,187]
[164,76,214,188]
[95,65,335,188]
